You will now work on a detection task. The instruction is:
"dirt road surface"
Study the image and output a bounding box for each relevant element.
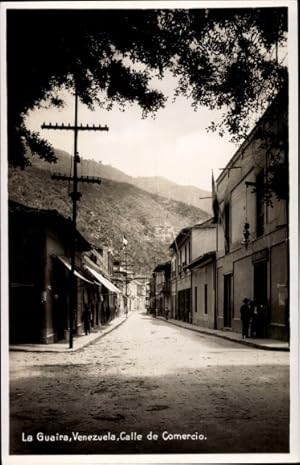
[9,312,289,455]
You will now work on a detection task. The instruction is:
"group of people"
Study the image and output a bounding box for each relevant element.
[240,298,267,339]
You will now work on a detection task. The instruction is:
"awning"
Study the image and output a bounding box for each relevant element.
[57,256,94,284]
[85,265,120,294]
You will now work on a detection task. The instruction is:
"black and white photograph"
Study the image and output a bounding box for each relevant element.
[1,1,299,463]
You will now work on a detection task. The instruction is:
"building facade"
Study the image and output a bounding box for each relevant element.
[9,201,92,343]
[9,201,121,344]
[169,219,216,323]
[127,279,147,312]
[150,262,171,317]
[82,248,121,324]
[188,252,216,329]
[215,87,288,341]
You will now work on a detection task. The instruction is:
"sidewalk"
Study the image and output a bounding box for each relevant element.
[9,315,129,353]
[156,316,289,351]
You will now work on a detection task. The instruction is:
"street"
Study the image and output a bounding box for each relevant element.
[9,311,289,455]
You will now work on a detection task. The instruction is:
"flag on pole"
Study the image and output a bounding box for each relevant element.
[123,235,128,248]
[212,171,220,223]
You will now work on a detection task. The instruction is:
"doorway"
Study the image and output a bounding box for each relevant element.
[224,274,232,327]
[254,261,268,305]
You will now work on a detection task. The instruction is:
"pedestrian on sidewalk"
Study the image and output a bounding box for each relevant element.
[116,303,120,318]
[240,298,252,339]
[82,304,91,335]
[165,307,169,320]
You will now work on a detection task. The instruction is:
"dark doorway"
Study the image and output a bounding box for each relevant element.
[254,261,268,304]
[224,274,232,327]
[9,285,41,343]
[178,289,191,322]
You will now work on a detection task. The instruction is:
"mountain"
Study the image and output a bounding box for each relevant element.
[32,149,213,214]
[134,176,212,213]
[8,152,209,274]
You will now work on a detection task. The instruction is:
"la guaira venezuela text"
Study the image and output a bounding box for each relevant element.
[22,431,208,442]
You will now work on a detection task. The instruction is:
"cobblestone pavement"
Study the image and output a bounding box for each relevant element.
[9,311,289,455]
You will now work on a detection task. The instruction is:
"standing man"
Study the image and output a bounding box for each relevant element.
[240,298,252,339]
[82,304,91,335]
[165,306,170,320]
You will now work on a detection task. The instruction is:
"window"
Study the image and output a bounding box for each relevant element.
[137,285,142,297]
[182,245,186,268]
[90,253,97,264]
[172,258,177,278]
[204,284,208,314]
[256,170,265,237]
[194,286,198,313]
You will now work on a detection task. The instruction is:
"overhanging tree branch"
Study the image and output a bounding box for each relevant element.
[7,7,288,170]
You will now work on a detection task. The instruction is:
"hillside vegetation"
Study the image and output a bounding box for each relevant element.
[8,152,209,274]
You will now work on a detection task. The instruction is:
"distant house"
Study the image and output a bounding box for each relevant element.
[112,259,126,306]
[127,279,147,312]
[9,201,92,343]
[169,219,216,323]
[215,86,289,340]
[169,227,192,322]
[112,259,133,315]
[82,248,121,324]
[151,262,171,317]
[188,251,216,329]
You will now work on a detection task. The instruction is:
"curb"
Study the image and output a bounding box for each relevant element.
[155,316,289,352]
[74,315,130,352]
[9,315,130,353]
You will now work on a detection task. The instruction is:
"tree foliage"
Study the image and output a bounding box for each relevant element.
[254,85,289,203]
[7,8,287,168]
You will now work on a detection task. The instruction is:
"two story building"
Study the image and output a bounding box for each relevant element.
[215,86,288,340]
[169,219,216,324]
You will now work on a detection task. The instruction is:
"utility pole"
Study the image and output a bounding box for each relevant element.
[125,248,128,319]
[122,237,129,318]
[41,85,109,349]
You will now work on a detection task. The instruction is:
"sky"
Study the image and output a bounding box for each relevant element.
[26,74,238,192]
